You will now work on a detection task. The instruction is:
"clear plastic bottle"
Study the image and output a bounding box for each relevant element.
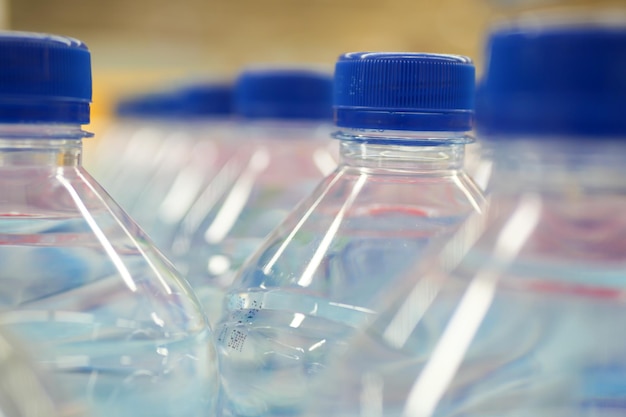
[171,69,336,326]
[0,33,218,417]
[465,139,493,191]
[91,91,182,200]
[92,84,234,256]
[128,84,234,251]
[301,23,626,417]
[214,53,485,417]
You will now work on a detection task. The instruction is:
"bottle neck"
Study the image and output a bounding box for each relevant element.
[336,129,470,173]
[0,124,88,168]
[488,138,626,193]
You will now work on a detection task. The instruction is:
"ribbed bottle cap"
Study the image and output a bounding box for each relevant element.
[234,69,333,120]
[476,24,626,137]
[334,52,475,131]
[178,84,233,117]
[0,31,91,124]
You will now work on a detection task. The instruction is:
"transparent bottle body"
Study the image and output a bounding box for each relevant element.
[89,117,237,255]
[171,120,337,326]
[130,119,239,249]
[302,137,626,417]
[465,139,493,191]
[0,125,218,417]
[214,129,485,417]
[0,326,86,417]
[88,117,172,202]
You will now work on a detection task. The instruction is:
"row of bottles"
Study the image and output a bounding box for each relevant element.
[303,22,626,417]
[0,6,624,417]
[91,70,337,324]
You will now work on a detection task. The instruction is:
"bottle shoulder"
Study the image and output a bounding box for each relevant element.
[0,166,208,335]
[229,166,485,308]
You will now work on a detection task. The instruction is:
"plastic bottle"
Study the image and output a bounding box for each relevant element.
[128,84,234,251]
[0,32,218,417]
[171,69,336,326]
[300,23,626,417]
[215,53,484,417]
[92,84,234,256]
[90,91,182,200]
[465,139,493,191]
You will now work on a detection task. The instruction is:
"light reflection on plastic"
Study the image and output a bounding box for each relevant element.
[308,339,326,352]
[150,312,165,328]
[158,166,208,224]
[57,173,138,292]
[402,194,542,417]
[204,148,270,244]
[289,313,306,328]
[382,208,489,349]
[298,173,368,287]
[207,254,231,276]
[73,169,173,295]
[313,148,337,176]
[262,171,345,276]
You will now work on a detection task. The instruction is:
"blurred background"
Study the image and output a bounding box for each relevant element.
[3,0,621,126]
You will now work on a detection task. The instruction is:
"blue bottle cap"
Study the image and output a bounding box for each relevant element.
[0,32,91,124]
[476,24,626,138]
[234,69,333,121]
[333,52,475,131]
[115,92,183,119]
[178,84,233,117]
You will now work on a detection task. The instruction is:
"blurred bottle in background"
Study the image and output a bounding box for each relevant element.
[0,32,218,417]
[90,83,234,254]
[89,90,182,201]
[467,0,624,193]
[171,68,336,326]
[301,20,626,417]
[464,139,493,191]
[215,52,484,417]
[127,84,234,250]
